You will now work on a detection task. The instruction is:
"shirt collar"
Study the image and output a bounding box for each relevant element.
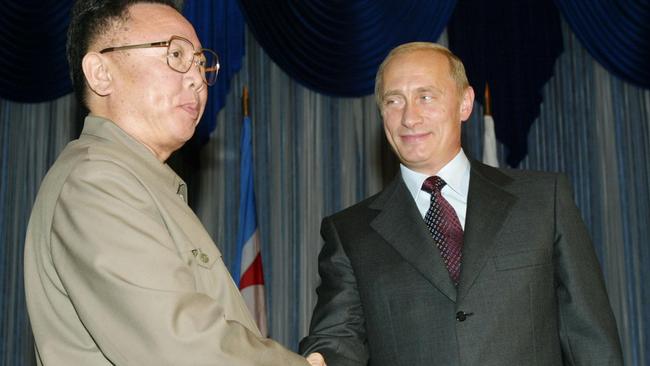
[400,149,471,202]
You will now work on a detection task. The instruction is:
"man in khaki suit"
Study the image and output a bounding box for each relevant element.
[23,1,326,365]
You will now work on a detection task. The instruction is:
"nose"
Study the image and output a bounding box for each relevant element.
[401,102,421,128]
[183,59,205,91]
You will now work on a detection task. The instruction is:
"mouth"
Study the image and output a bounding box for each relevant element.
[180,102,200,120]
[400,132,431,144]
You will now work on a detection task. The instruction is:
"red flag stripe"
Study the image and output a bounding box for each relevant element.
[239,253,265,289]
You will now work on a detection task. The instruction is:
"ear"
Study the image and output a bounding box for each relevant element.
[459,86,475,121]
[81,52,113,97]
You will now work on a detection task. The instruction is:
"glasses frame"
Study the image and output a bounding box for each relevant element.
[99,35,219,86]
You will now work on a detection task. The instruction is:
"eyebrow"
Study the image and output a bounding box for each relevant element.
[382,90,403,99]
[415,85,443,94]
[382,85,443,99]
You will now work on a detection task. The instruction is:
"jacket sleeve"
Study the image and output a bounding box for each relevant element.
[553,174,623,365]
[299,216,369,366]
[51,159,309,366]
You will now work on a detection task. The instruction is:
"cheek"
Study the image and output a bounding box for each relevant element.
[382,110,403,131]
[423,106,452,129]
[139,93,169,119]
[143,81,177,109]
[423,102,445,116]
[199,89,208,109]
[383,120,400,140]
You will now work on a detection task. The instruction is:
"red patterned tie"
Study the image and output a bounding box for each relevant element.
[422,176,463,286]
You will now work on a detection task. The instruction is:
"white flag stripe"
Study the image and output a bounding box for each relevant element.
[240,231,260,275]
[482,115,499,167]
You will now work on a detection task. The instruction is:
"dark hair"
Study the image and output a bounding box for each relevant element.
[66,0,183,107]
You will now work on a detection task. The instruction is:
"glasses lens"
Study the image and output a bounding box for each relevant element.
[200,50,220,86]
[167,37,220,86]
[167,37,194,73]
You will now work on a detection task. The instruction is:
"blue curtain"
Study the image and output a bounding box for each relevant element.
[238,0,650,167]
[1,94,79,366]
[0,0,73,103]
[555,0,650,89]
[183,0,245,146]
[238,0,457,97]
[447,0,564,167]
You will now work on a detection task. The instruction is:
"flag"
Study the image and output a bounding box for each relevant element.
[482,84,499,167]
[234,114,268,336]
[482,114,499,167]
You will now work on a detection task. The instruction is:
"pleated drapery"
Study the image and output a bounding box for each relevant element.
[1,95,79,366]
[0,0,73,102]
[448,0,564,167]
[183,0,246,146]
[555,0,650,89]
[238,0,457,97]
[3,0,648,166]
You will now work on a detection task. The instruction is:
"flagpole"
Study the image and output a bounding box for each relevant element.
[243,86,249,118]
[484,83,491,116]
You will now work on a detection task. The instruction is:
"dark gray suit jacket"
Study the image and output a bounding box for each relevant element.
[300,161,622,366]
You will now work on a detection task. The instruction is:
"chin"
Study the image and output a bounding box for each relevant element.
[181,130,196,143]
[171,125,196,143]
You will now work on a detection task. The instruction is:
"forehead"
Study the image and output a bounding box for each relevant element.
[383,50,452,85]
[122,3,201,47]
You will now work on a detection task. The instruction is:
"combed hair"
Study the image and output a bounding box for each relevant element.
[66,0,184,107]
[374,42,469,107]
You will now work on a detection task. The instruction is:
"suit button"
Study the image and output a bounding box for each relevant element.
[456,311,467,322]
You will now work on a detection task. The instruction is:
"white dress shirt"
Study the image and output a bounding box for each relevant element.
[400,149,470,229]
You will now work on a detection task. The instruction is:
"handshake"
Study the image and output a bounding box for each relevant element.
[306,352,326,366]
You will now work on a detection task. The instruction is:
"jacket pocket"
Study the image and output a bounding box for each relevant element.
[493,249,551,271]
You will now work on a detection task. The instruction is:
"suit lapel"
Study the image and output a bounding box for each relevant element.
[458,161,517,301]
[370,176,457,302]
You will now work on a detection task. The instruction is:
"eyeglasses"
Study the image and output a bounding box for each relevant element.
[100,35,220,86]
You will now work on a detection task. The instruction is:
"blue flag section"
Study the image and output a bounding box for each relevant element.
[234,116,256,284]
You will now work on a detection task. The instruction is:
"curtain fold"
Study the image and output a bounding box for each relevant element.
[183,0,245,146]
[448,0,564,167]
[555,0,650,89]
[0,0,73,102]
[0,94,79,366]
[238,0,456,97]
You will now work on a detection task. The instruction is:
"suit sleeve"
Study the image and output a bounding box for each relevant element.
[299,217,369,366]
[553,174,623,365]
[51,160,308,366]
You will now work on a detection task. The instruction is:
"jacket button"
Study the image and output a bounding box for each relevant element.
[456,311,467,322]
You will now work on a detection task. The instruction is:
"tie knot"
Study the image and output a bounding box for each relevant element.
[422,176,446,193]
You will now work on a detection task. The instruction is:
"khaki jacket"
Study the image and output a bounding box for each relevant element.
[24,115,308,366]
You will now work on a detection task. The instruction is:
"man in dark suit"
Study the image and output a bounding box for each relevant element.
[299,42,623,366]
